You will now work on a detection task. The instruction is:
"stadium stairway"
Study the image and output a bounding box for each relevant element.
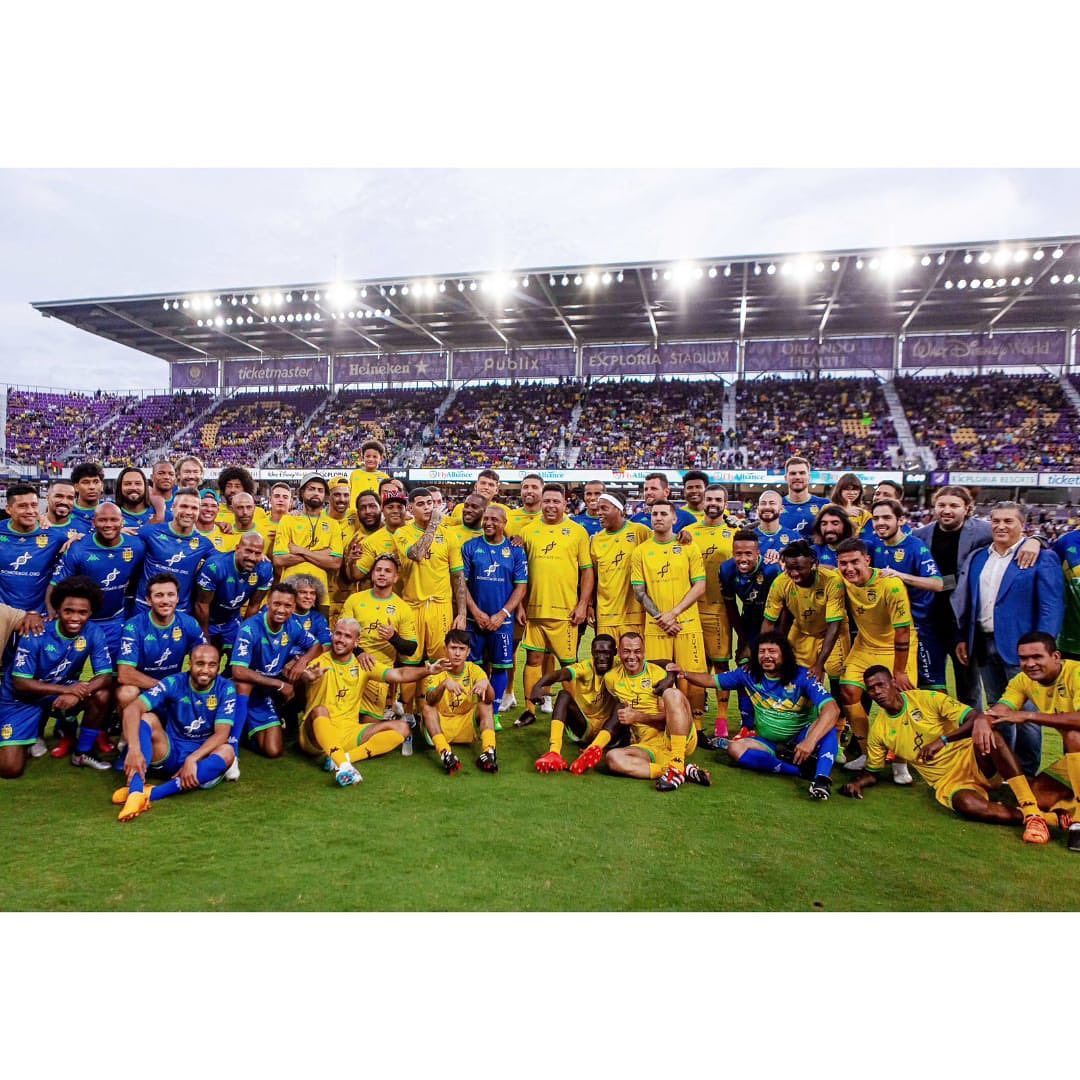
[61,400,131,463]
[561,399,585,466]
[159,391,226,457]
[882,379,932,468]
[722,381,738,436]
[1058,373,1080,421]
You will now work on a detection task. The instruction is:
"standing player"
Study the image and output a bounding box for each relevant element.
[195,490,231,552]
[327,480,370,623]
[572,480,606,537]
[272,474,343,610]
[348,439,392,507]
[630,473,696,533]
[216,467,268,532]
[349,490,407,583]
[0,483,78,617]
[518,484,594,727]
[264,482,295,557]
[445,492,488,551]
[680,470,712,524]
[779,456,829,538]
[754,490,797,564]
[69,462,107,530]
[113,642,236,822]
[835,538,919,775]
[461,504,528,730]
[447,469,511,525]
[829,473,871,535]
[1052,526,1080,661]
[135,489,217,613]
[213,492,260,553]
[720,530,783,668]
[809,504,854,567]
[115,467,159,530]
[506,473,544,537]
[0,576,114,778]
[590,493,650,644]
[176,456,205,492]
[40,478,78,536]
[193,534,273,658]
[420,628,498,773]
[686,484,738,743]
[149,460,177,516]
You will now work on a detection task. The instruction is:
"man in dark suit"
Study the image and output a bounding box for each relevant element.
[953,501,1064,776]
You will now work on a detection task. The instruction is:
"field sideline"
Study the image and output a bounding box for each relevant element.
[6,655,1080,911]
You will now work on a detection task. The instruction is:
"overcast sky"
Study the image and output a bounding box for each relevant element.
[3,168,1079,392]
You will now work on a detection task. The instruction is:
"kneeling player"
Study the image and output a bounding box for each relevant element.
[113,643,236,822]
[420,628,498,774]
[588,631,710,792]
[673,630,840,800]
[841,666,1073,845]
[530,633,621,772]
[297,617,445,787]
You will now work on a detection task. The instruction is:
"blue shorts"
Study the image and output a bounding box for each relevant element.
[0,698,49,747]
[151,732,226,787]
[915,619,947,689]
[244,694,281,736]
[210,621,241,654]
[469,623,515,669]
[94,617,126,665]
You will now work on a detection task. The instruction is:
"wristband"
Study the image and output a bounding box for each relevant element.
[501,608,511,618]
[940,734,948,745]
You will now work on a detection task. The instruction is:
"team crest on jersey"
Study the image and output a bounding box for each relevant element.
[755,573,764,585]
[207,695,218,711]
[814,590,825,601]
[561,528,570,536]
[386,604,396,616]
[279,634,289,646]
[74,636,87,652]
[893,549,905,564]
[1058,684,1068,697]
[910,708,924,722]
[171,626,183,641]
[248,573,258,585]
[35,534,48,548]
[123,547,134,562]
[673,545,682,555]
[866,590,877,602]
[189,538,200,549]
[501,547,511,558]
[1,724,12,740]
[641,678,652,689]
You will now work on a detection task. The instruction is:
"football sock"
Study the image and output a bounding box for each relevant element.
[588,729,612,751]
[548,718,566,754]
[481,728,497,753]
[127,720,155,796]
[490,670,509,710]
[351,729,404,760]
[150,754,228,800]
[1064,753,1080,800]
[736,747,800,777]
[814,728,840,779]
[433,733,451,756]
[231,694,250,745]
[312,714,350,767]
[669,734,687,772]
[648,762,665,780]
[1006,775,1042,819]
[847,702,869,745]
[522,664,543,705]
[75,726,99,754]
[714,693,730,738]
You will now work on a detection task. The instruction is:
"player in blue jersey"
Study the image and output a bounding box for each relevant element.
[779,456,830,538]
[809,504,854,567]
[149,459,177,517]
[868,497,945,695]
[69,462,108,531]
[571,480,606,537]
[0,576,114,779]
[462,504,528,727]
[630,473,697,533]
[754,490,798,564]
[230,581,323,758]
[0,483,74,616]
[135,488,216,612]
[41,477,79,537]
[291,574,333,649]
[194,534,273,657]
[673,630,841,799]
[112,642,236,822]
[115,466,161,530]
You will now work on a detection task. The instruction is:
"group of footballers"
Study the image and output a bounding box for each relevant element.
[2,439,1080,853]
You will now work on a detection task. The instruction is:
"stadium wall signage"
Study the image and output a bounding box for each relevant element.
[452,347,576,380]
[224,357,329,387]
[170,360,220,390]
[744,336,894,371]
[332,353,446,383]
[901,331,1067,368]
[583,342,736,376]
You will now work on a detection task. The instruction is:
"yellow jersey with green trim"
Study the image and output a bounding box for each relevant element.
[340,589,420,662]
[443,520,484,552]
[273,511,345,590]
[306,652,391,724]
[842,568,911,651]
[564,658,614,722]
[424,661,488,719]
[603,660,667,741]
[521,517,592,620]
[867,689,972,785]
[764,565,847,638]
[684,521,736,612]
[590,522,651,620]
[353,525,401,580]
[506,507,543,538]
[393,522,463,605]
[449,500,511,525]
[997,659,1080,715]
[348,468,391,506]
[629,537,705,633]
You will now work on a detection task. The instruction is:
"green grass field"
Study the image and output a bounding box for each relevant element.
[5,656,1080,911]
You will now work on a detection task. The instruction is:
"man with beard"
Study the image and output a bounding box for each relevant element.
[809,504,854,567]
[778,456,829,539]
[272,474,344,613]
[216,492,259,553]
[115,467,160,530]
[194,532,274,658]
[349,490,407,584]
[507,473,544,538]
[135,489,217,614]
[445,492,488,551]
[754,490,797,565]
[630,472,696,533]
[333,488,382,622]
[40,478,81,543]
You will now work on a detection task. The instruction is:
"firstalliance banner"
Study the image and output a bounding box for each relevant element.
[170,360,220,391]
[225,357,328,388]
[744,336,894,372]
[452,347,576,380]
[902,330,1067,369]
[333,353,446,384]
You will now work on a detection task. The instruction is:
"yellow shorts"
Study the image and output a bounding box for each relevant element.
[410,599,453,660]
[566,695,611,742]
[1039,758,1079,812]
[840,633,918,688]
[932,742,1000,809]
[632,724,699,768]
[790,628,848,679]
[298,713,372,756]
[360,677,389,720]
[699,610,732,664]
[328,601,347,629]
[644,626,706,672]
[524,618,578,663]
[424,708,478,745]
[595,616,646,646]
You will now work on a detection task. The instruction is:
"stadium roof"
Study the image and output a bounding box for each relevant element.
[31,235,1080,364]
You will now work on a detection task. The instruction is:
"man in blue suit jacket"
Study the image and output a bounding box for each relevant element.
[953,501,1064,775]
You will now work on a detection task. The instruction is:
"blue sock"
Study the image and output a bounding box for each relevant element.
[736,747,801,776]
[813,728,839,780]
[490,670,509,710]
[128,721,154,795]
[76,725,99,754]
[231,695,250,745]
[150,754,228,801]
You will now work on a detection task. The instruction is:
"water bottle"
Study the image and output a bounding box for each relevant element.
[401,733,413,756]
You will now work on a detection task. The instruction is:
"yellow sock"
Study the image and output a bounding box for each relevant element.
[433,733,450,755]
[481,728,496,753]
[352,729,405,760]
[523,663,543,706]
[590,729,612,751]
[669,734,687,772]
[1064,753,1080,800]
[548,718,565,754]
[313,715,350,766]
[847,703,869,744]
[1006,775,1042,819]
[648,762,665,779]
[401,682,417,715]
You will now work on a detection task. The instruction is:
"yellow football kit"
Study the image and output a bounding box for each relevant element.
[685,521,736,663]
[506,507,542,537]
[590,522,650,641]
[341,589,421,717]
[298,653,392,755]
[351,525,401,582]
[273,511,344,592]
[348,468,391,507]
[393,522,463,659]
[423,661,489,743]
[563,658,615,739]
[764,565,850,677]
[522,517,592,661]
[840,569,918,686]
[602,660,697,766]
[629,537,707,669]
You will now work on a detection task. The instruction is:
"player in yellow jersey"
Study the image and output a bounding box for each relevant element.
[271,475,344,611]
[590,493,650,642]
[517,483,594,726]
[572,631,709,791]
[987,631,1080,849]
[829,473,872,535]
[529,634,622,772]
[263,482,295,559]
[195,490,232,552]
[447,469,511,526]
[629,499,708,724]
[341,553,420,722]
[215,467,271,535]
[686,483,738,743]
[298,616,445,787]
[835,537,919,771]
[506,473,544,538]
[348,490,407,585]
[443,492,487,550]
[348,439,392,509]
[842,665,1073,845]
[420,628,498,773]
[680,470,712,524]
[763,540,850,683]
[214,492,268,555]
[328,485,380,624]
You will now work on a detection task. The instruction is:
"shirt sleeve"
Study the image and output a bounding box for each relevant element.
[88,626,113,676]
[513,546,528,584]
[50,544,79,587]
[272,517,294,558]
[447,533,464,575]
[629,545,645,587]
[714,668,746,692]
[11,636,39,678]
[719,561,735,599]
[576,527,592,570]
[930,691,970,730]
[117,620,140,667]
[328,520,344,558]
[866,709,889,773]
[886,579,911,628]
[195,558,219,594]
[996,673,1030,711]
[763,575,787,622]
[687,543,705,582]
[215,681,237,725]
[231,624,255,668]
[914,539,942,579]
[139,676,172,711]
[798,669,834,709]
[256,560,273,592]
[824,574,847,622]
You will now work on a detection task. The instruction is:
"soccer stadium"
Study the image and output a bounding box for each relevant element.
[5,234,1080,912]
